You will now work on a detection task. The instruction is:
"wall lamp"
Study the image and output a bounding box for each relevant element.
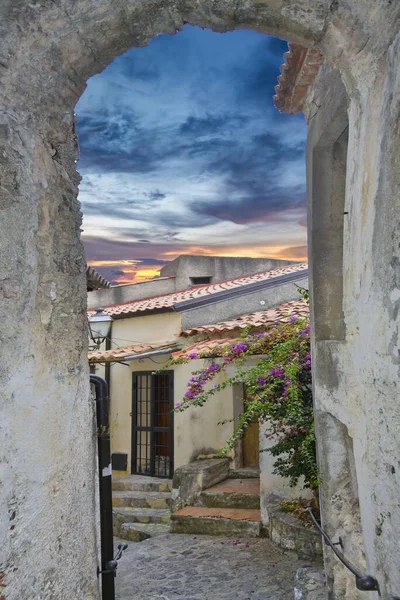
[89,308,113,350]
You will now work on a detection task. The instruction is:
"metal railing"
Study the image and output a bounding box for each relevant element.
[306,508,400,599]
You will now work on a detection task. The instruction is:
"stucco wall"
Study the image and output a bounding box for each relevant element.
[87,277,176,309]
[160,255,294,290]
[259,420,312,526]
[96,354,236,474]
[173,359,236,468]
[110,311,181,346]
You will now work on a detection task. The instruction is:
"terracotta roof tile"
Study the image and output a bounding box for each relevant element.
[86,265,110,291]
[171,338,235,360]
[274,44,324,114]
[179,299,309,337]
[88,263,307,318]
[88,341,177,363]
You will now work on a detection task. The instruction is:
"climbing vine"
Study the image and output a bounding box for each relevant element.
[159,291,318,494]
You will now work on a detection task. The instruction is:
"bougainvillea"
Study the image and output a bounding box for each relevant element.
[158,291,318,494]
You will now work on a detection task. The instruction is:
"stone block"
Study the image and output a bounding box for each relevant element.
[266,495,322,559]
[170,514,261,537]
[171,458,230,510]
[112,491,171,510]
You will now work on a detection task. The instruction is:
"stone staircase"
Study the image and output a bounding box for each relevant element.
[112,475,172,541]
[171,477,262,537]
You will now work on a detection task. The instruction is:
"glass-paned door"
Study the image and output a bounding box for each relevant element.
[131,371,174,478]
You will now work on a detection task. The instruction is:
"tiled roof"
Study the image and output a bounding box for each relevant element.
[88,341,177,363]
[88,263,307,318]
[274,44,324,114]
[86,265,110,291]
[171,339,235,360]
[179,299,309,337]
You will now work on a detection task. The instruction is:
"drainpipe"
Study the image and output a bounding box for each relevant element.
[104,331,111,394]
[90,375,118,600]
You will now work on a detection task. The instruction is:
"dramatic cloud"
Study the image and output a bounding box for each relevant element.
[76,26,307,283]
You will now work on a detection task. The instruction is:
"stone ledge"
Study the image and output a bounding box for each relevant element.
[171,458,230,511]
[266,495,323,559]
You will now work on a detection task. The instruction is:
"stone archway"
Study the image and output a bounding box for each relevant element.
[0,2,399,599]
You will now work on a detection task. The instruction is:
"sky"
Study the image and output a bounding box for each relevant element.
[76,26,307,285]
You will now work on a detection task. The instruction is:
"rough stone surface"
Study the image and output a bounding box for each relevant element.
[172,458,230,510]
[112,491,171,510]
[115,534,321,599]
[119,522,170,542]
[305,47,400,598]
[113,475,172,493]
[171,515,261,538]
[294,567,326,600]
[266,497,322,560]
[1,1,399,599]
[114,507,171,525]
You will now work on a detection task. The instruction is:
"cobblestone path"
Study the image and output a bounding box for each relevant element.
[116,533,316,599]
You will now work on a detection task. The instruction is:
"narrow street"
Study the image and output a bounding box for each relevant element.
[116,533,316,600]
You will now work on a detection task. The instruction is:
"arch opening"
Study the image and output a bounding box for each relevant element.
[1,2,400,600]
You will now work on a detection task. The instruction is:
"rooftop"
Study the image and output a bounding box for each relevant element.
[86,265,110,291]
[88,263,307,318]
[88,341,178,364]
[88,298,309,364]
[179,298,309,338]
[274,44,324,114]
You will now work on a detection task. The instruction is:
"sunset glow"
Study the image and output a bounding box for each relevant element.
[77,27,307,286]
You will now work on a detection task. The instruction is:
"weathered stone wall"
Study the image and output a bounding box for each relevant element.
[0,1,399,599]
[306,33,400,599]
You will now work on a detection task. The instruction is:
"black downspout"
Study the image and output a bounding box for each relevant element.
[90,375,115,600]
[104,334,111,393]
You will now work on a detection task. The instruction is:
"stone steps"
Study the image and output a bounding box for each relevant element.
[112,490,171,510]
[171,506,262,537]
[199,478,260,510]
[113,475,172,493]
[171,476,261,537]
[119,522,170,542]
[228,467,260,479]
[112,475,173,541]
[113,507,171,525]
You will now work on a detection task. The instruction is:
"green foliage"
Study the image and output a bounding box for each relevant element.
[159,301,318,494]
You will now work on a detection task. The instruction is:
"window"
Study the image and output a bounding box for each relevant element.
[190,276,212,285]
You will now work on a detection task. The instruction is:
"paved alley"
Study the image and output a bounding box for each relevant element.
[116,533,316,600]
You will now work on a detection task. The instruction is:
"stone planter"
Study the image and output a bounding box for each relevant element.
[266,495,323,559]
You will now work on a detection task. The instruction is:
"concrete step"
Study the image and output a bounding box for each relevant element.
[171,506,261,537]
[113,507,171,527]
[228,467,260,479]
[112,491,171,510]
[119,522,171,542]
[200,478,260,509]
[112,475,172,493]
